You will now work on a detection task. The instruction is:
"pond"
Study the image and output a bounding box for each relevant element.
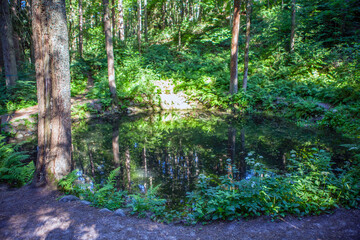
[71,111,354,207]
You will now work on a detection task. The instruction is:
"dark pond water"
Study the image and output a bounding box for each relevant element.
[71,111,354,206]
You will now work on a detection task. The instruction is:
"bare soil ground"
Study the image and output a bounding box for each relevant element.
[0,185,359,240]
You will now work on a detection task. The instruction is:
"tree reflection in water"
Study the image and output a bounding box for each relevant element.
[72,112,353,206]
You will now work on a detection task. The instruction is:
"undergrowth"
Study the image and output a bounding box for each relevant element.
[58,148,360,224]
[0,135,34,187]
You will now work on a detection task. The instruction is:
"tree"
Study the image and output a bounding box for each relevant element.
[137,0,142,53]
[117,0,125,41]
[103,0,118,106]
[242,0,252,92]
[79,0,84,58]
[0,0,18,87]
[290,0,296,53]
[32,0,72,186]
[229,0,241,95]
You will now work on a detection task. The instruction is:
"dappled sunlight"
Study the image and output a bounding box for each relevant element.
[76,224,99,240]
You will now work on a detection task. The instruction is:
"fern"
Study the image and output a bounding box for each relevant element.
[0,135,34,187]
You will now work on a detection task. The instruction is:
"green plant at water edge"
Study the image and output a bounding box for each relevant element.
[127,184,167,220]
[0,135,34,187]
[185,149,360,223]
[58,167,127,210]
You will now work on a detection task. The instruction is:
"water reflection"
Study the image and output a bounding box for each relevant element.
[72,112,354,205]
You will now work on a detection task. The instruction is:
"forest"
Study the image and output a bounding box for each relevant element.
[0,0,360,227]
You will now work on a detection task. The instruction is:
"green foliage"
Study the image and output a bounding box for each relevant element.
[0,135,34,187]
[59,168,127,210]
[127,185,167,220]
[185,149,360,223]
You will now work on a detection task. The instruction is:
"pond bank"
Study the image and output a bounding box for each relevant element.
[0,185,359,240]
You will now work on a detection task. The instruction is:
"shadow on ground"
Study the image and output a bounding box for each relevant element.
[0,185,359,240]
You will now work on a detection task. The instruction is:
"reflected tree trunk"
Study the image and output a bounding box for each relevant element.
[112,123,120,168]
[229,0,241,95]
[125,146,131,191]
[227,126,236,162]
[87,144,95,178]
[239,129,246,179]
[242,0,252,92]
[32,0,72,186]
[0,0,18,87]
[143,143,147,193]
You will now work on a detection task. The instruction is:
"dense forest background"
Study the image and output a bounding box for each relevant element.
[1,0,359,137]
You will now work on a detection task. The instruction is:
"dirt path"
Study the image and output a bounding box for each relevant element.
[0,93,91,125]
[0,185,359,240]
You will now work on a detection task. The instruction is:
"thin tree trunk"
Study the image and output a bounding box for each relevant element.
[229,0,241,95]
[117,0,125,41]
[10,0,23,64]
[137,0,142,53]
[32,0,72,186]
[112,123,120,167]
[103,0,118,106]
[79,0,83,58]
[228,126,236,162]
[144,0,148,43]
[178,0,184,49]
[0,40,3,74]
[125,146,131,191]
[290,0,296,53]
[112,0,116,37]
[0,0,18,87]
[242,0,252,92]
[198,0,202,22]
[143,143,147,193]
[87,144,95,178]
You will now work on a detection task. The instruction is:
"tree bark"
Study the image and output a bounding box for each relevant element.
[229,0,241,95]
[117,0,125,41]
[144,0,148,43]
[103,0,118,106]
[79,0,83,58]
[112,0,116,37]
[242,0,252,92]
[137,0,142,53]
[0,0,18,87]
[290,0,296,53]
[32,0,72,186]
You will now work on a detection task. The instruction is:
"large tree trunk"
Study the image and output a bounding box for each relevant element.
[290,0,296,53]
[0,0,18,87]
[117,0,125,41]
[32,0,72,186]
[79,0,83,58]
[242,0,252,92]
[103,0,118,106]
[229,0,241,95]
[137,0,142,53]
